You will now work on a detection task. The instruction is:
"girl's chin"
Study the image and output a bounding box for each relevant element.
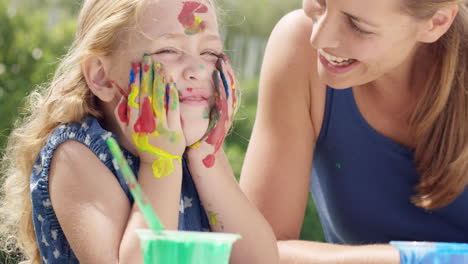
[182,126,209,147]
[180,110,210,147]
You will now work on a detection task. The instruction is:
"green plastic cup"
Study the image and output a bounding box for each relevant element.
[136,230,241,264]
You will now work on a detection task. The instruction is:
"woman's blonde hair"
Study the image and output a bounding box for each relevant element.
[0,0,148,262]
[406,1,468,209]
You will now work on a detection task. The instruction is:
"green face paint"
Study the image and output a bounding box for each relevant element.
[203,109,210,119]
[170,82,179,111]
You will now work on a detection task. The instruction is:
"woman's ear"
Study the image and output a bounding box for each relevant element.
[417,4,459,43]
[82,55,118,102]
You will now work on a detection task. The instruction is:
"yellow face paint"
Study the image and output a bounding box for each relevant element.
[189,141,201,149]
[207,211,218,226]
[132,133,182,178]
[152,63,167,124]
[128,84,140,108]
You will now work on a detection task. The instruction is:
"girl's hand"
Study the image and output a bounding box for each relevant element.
[187,55,238,168]
[114,54,185,178]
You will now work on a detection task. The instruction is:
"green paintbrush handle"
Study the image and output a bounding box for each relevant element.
[106,137,164,231]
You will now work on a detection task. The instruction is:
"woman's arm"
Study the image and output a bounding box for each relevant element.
[240,9,400,264]
[278,240,399,264]
[239,9,317,243]
[186,149,279,264]
[49,140,182,264]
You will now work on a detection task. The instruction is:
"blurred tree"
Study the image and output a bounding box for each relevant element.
[0,0,76,149]
[0,0,76,262]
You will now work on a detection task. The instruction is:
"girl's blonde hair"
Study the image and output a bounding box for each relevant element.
[0,0,148,262]
[405,1,468,209]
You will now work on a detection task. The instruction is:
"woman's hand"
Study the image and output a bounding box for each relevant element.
[114,54,185,178]
[187,55,238,168]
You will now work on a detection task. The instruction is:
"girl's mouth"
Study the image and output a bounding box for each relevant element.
[179,89,210,106]
[179,95,209,105]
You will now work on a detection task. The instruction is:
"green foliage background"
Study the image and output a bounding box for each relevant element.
[0,0,324,262]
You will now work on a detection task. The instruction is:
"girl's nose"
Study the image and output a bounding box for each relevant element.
[182,56,210,81]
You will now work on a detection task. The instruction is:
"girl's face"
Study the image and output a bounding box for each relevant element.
[303,0,426,89]
[111,0,221,146]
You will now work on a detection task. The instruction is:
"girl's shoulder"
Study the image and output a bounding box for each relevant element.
[43,116,115,159]
[48,117,112,145]
[33,116,126,183]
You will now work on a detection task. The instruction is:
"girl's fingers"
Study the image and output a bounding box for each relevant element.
[207,69,222,134]
[167,81,182,132]
[214,63,231,132]
[218,56,237,122]
[128,62,141,130]
[215,58,229,100]
[153,62,167,128]
[134,55,158,135]
[140,54,153,102]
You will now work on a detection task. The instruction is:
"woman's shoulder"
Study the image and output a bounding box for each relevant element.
[270,9,316,59]
[274,9,315,41]
[264,9,321,85]
[263,10,326,137]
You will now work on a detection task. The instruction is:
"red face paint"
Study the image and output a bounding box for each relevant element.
[205,96,228,152]
[118,98,130,125]
[178,1,208,35]
[132,63,140,83]
[143,64,150,73]
[202,86,229,168]
[202,154,215,168]
[187,88,193,92]
[134,97,156,133]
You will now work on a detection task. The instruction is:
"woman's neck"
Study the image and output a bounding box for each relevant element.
[358,44,433,115]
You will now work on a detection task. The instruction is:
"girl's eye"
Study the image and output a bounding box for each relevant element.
[154,49,178,55]
[347,17,373,35]
[201,51,221,58]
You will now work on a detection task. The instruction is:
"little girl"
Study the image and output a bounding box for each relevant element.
[0,0,279,263]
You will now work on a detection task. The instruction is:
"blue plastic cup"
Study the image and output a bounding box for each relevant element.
[391,241,468,264]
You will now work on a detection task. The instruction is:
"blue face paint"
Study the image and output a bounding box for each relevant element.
[165,83,170,109]
[215,58,230,99]
[130,69,136,84]
[219,70,229,99]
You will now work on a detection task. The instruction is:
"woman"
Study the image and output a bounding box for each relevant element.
[240,0,468,263]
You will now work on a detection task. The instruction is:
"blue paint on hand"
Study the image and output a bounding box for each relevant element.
[219,70,229,99]
[130,69,135,84]
[391,241,468,264]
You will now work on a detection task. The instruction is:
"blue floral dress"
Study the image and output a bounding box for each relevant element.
[30,116,210,263]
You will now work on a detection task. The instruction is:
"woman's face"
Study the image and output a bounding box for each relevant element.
[303,0,427,89]
[111,0,221,146]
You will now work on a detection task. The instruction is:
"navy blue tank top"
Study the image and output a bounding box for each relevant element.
[311,87,468,245]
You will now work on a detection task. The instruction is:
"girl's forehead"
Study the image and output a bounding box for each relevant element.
[137,0,219,38]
